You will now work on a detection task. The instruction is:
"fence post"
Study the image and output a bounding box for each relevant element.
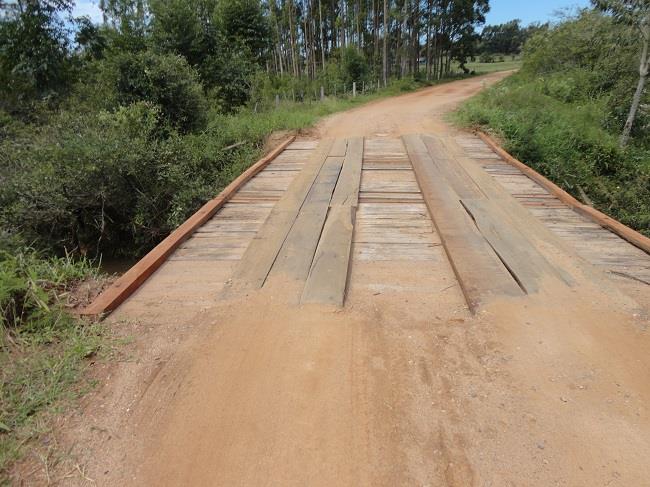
[362,81,365,94]
[275,94,280,109]
[320,85,324,101]
[353,81,356,98]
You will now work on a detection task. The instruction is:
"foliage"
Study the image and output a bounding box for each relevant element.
[592,0,649,146]
[521,10,648,138]
[110,51,208,132]
[149,0,216,66]
[216,0,270,63]
[339,46,370,86]
[0,0,74,114]
[0,248,106,478]
[479,20,545,56]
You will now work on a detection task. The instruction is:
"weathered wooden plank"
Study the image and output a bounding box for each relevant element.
[302,206,356,306]
[441,136,591,269]
[421,135,484,200]
[330,137,364,207]
[461,198,570,293]
[288,140,319,150]
[268,156,344,282]
[228,139,335,290]
[330,138,348,157]
[403,134,523,312]
[352,242,442,261]
[478,131,650,255]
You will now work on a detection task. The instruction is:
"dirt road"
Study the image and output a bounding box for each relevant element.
[316,71,510,138]
[39,72,650,487]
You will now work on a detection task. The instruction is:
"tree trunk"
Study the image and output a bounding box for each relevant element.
[319,0,326,71]
[383,0,388,86]
[621,33,649,147]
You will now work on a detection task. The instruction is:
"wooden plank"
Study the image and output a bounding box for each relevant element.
[421,135,484,200]
[82,135,296,316]
[461,198,570,293]
[228,139,335,290]
[478,131,650,255]
[330,138,348,157]
[403,134,523,312]
[300,138,364,305]
[330,137,364,206]
[440,136,628,289]
[352,242,442,261]
[302,206,356,306]
[268,156,344,282]
[288,140,319,150]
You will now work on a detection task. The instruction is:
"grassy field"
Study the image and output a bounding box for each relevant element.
[465,59,523,73]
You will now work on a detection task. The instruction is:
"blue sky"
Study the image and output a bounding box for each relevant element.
[484,0,591,25]
[73,0,103,23]
[72,0,592,27]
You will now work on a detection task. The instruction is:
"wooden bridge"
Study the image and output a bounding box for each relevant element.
[86,131,650,320]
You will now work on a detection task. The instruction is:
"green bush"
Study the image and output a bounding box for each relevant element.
[111,51,208,132]
[0,102,227,256]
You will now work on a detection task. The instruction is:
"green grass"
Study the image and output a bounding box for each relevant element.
[464,59,523,74]
[0,250,111,482]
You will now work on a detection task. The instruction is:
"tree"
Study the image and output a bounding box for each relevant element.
[111,51,208,132]
[149,0,210,66]
[594,0,650,147]
[75,16,108,60]
[216,0,271,64]
[480,19,525,55]
[99,0,149,52]
[0,0,74,112]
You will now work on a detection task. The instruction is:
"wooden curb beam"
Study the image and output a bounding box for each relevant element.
[478,131,650,255]
[82,135,296,317]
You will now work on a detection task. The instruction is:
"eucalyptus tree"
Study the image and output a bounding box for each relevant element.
[594,0,650,146]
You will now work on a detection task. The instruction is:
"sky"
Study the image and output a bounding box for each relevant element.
[72,0,593,27]
[484,0,591,26]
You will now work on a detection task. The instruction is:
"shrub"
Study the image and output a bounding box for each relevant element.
[111,50,207,132]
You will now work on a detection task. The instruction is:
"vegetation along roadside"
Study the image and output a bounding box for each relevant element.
[455,5,649,237]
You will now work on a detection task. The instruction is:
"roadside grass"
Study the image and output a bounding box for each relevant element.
[0,250,111,482]
[453,73,650,236]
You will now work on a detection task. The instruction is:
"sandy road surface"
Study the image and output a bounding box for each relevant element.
[27,72,650,487]
[315,70,510,138]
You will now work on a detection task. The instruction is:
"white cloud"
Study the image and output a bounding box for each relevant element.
[73,0,103,23]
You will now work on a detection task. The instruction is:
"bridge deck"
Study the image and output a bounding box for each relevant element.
[112,133,649,322]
